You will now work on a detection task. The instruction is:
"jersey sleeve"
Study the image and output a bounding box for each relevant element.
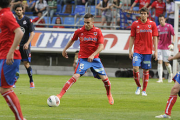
[134,0,139,3]
[152,22,158,36]
[28,17,35,32]
[97,29,104,44]
[3,13,19,32]
[151,2,155,8]
[131,22,136,37]
[71,29,79,41]
[146,0,150,4]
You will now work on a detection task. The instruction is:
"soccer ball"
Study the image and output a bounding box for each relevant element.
[47,95,60,107]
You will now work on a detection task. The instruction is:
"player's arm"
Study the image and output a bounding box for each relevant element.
[24,31,35,50]
[129,37,135,59]
[153,36,158,60]
[143,2,150,8]
[6,28,24,65]
[130,2,137,10]
[62,39,75,59]
[88,44,104,62]
[168,52,180,61]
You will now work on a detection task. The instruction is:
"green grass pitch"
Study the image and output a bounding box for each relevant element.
[0,74,180,120]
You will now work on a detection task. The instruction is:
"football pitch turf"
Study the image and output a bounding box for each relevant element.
[0,74,180,120]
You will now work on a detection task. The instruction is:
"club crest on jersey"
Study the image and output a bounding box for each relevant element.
[148,25,151,28]
[80,63,84,69]
[23,20,27,25]
[94,32,97,36]
[165,28,167,30]
[81,33,83,36]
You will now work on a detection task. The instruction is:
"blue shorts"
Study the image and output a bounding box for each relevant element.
[0,59,21,88]
[173,72,180,84]
[75,58,107,79]
[133,53,152,69]
[19,45,31,62]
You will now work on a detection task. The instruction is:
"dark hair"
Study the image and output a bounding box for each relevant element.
[102,0,108,8]
[14,4,24,10]
[75,51,79,53]
[140,7,149,15]
[84,13,94,19]
[0,0,11,8]
[158,14,165,18]
[55,17,62,24]
[113,0,120,6]
[37,11,42,14]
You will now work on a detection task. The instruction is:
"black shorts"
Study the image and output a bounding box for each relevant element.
[19,45,31,62]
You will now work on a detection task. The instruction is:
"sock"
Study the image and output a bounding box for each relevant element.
[2,90,24,120]
[158,63,163,80]
[165,95,177,116]
[133,71,141,87]
[166,64,172,74]
[58,77,76,99]
[102,78,111,95]
[142,71,149,91]
[26,66,33,83]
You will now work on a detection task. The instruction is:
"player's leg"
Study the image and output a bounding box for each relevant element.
[155,74,180,118]
[23,61,34,88]
[157,49,163,83]
[90,58,114,105]
[132,53,142,95]
[57,58,90,99]
[141,54,152,96]
[0,59,25,120]
[163,50,172,83]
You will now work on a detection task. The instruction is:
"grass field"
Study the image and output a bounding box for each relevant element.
[0,74,180,120]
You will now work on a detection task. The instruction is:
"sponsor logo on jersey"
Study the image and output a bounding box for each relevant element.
[139,29,152,33]
[23,20,27,25]
[20,27,25,33]
[84,37,97,41]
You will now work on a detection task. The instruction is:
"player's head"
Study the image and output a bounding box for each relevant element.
[166,0,173,3]
[139,8,149,22]
[158,14,166,26]
[84,13,94,31]
[37,11,43,18]
[15,4,24,17]
[0,0,12,8]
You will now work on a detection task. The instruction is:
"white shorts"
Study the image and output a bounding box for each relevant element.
[157,49,171,62]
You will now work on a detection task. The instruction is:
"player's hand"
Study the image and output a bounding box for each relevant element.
[6,52,14,65]
[168,56,173,61]
[62,50,68,58]
[23,43,29,50]
[168,44,174,51]
[153,52,158,61]
[88,55,94,62]
[129,51,133,59]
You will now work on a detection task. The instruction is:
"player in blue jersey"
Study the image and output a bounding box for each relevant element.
[15,4,35,88]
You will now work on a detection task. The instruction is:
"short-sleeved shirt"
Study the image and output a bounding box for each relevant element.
[16,16,35,46]
[151,1,166,17]
[0,8,21,59]
[71,26,104,58]
[131,19,158,54]
[166,2,174,19]
[48,0,57,11]
[35,0,47,10]
[134,0,150,9]
[157,23,175,50]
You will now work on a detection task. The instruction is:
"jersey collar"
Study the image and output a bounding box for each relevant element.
[82,25,95,31]
[139,19,150,24]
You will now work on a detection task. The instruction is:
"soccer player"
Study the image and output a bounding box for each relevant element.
[129,8,158,96]
[130,0,150,11]
[156,14,175,83]
[56,13,114,105]
[0,0,26,120]
[148,0,166,26]
[15,4,35,88]
[155,53,180,119]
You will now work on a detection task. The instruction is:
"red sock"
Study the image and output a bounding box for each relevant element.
[58,77,76,98]
[2,90,23,120]
[133,71,141,87]
[142,71,149,91]
[102,78,111,95]
[165,95,177,116]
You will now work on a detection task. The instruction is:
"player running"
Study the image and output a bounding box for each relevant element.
[15,4,35,88]
[0,0,26,119]
[156,14,175,83]
[129,7,158,96]
[56,13,114,105]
